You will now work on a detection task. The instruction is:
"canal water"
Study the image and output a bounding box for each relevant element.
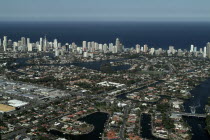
[140,79,210,140]
[183,78,210,140]
[11,56,210,139]
[50,112,108,140]
[141,114,163,140]
[12,56,131,72]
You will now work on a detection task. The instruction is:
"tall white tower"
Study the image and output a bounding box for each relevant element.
[204,47,207,58]
[190,45,194,52]
[3,36,7,51]
[27,38,31,51]
[136,44,140,53]
[54,39,58,49]
[40,38,43,51]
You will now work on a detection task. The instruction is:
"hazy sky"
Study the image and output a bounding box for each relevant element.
[0,0,209,21]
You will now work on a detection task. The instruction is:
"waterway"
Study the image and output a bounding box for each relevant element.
[12,55,131,72]
[139,79,210,140]
[141,114,163,140]
[183,78,210,140]
[50,112,108,140]
[9,55,210,139]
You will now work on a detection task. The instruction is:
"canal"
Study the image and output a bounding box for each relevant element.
[50,112,108,140]
[140,79,210,140]
[141,114,163,140]
[183,78,210,140]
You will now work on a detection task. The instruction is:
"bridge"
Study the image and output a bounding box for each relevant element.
[171,112,206,118]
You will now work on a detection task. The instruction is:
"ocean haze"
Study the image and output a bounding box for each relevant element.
[0,21,210,50]
[0,0,210,22]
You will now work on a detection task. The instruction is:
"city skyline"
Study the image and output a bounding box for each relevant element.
[0,0,210,22]
[1,35,210,58]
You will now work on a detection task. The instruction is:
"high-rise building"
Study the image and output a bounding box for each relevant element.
[177,49,183,56]
[141,46,144,52]
[55,49,59,57]
[116,38,120,46]
[109,43,113,52]
[158,48,163,54]
[136,44,140,53]
[99,44,103,52]
[95,42,99,51]
[8,39,12,47]
[91,41,95,52]
[103,44,108,53]
[112,46,117,53]
[190,45,194,52]
[43,36,47,52]
[115,38,123,53]
[200,48,203,53]
[143,44,148,53]
[87,42,91,51]
[0,39,1,47]
[204,47,207,58]
[206,42,210,58]
[40,38,43,51]
[193,46,197,52]
[82,41,87,52]
[27,38,30,51]
[13,42,18,52]
[21,37,26,46]
[150,48,155,55]
[28,43,33,51]
[38,45,42,51]
[3,36,7,51]
[54,39,58,49]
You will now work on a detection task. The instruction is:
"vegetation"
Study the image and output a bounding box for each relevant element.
[162,113,175,130]
[157,103,170,113]
[122,54,140,59]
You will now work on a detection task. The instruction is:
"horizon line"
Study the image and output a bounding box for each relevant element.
[0,20,210,23]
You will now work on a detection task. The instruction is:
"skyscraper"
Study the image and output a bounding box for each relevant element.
[21,37,26,46]
[136,44,140,53]
[109,43,113,52]
[3,36,7,51]
[54,39,58,49]
[103,44,108,53]
[13,42,18,52]
[91,41,95,52]
[8,39,12,47]
[115,38,123,53]
[99,44,103,52]
[206,42,210,58]
[143,44,148,53]
[95,42,99,51]
[87,42,91,51]
[116,38,120,47]
[193,46,197,52]
[204,47,207,58]
[27,38,31,51]
[39,38,43,51]
[43,36,47,52]
[82,41,87,52]
[28,43,33,52]
[190,45,194,52]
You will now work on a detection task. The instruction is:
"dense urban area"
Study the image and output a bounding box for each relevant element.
[0,36,210,140]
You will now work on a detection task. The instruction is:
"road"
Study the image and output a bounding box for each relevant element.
[119,106,130,140]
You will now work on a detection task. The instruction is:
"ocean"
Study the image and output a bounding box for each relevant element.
[0,21,210,50]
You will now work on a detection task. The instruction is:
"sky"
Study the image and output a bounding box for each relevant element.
[0,0,209,21]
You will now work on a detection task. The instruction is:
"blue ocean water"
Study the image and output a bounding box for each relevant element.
[0,21,210,50]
